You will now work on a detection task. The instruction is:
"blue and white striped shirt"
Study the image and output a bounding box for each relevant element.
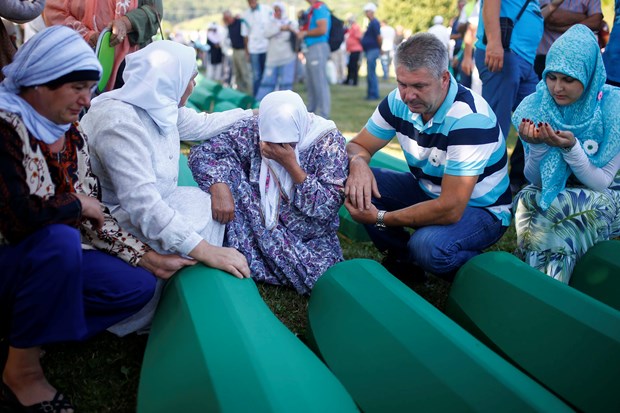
[366,75,512,226]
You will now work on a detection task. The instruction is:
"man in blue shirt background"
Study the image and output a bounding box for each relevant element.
[299,0,331,118]
[361,2,382,100]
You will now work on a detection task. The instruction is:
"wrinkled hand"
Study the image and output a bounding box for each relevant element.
[260,142,297,170]
[108,17,130,47]
[139,251,197,279]
[210,183,235,224]
[203,245,251,279]
[73,193,105,230]
[88,32,99,48]
[344,158,380,210]
[344,197,379,225]
[485,42,504,72]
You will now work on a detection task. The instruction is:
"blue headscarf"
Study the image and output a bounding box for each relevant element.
[512,24,620,209]
[0,25,102,144]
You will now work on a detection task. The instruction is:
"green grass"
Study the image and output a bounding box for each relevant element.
[23,78,519,412]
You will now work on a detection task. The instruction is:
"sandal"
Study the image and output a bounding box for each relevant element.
[0,381,75,412]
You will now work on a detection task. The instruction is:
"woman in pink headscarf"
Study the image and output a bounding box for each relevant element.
[43,0,163,90]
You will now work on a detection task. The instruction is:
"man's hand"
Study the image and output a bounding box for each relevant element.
[138,251,197,279]
[485,42,504,72]
[210,183,235,224]
[461,53,474,76]
[73,193,105,230]
[344,197,379,225]
[344,157,380,210]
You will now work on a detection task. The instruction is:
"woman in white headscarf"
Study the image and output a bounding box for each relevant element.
[0,26,194,412]
[254,2,298,101]
[188,90,347,294]
[81,41,252,311]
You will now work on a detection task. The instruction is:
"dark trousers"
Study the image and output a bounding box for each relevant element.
[345,51,361,85]
[0,224,155,348]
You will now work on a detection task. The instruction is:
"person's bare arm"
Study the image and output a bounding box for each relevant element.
[344,128,389,210]
[545,10,602,32]
[482,0,503,72]
[345,173,478,227]
[299,18,327,39]
[461,22,477,76]
[542,0,565,19]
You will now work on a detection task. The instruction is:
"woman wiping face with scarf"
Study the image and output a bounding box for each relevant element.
[189,90,348,295]
[511,24,620,284]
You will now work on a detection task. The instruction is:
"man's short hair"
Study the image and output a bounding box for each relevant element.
[395,33,448,79]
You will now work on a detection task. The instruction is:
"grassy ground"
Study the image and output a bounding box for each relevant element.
[23,78,519,412]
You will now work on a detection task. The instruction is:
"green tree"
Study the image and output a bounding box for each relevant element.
[379,0,456,34]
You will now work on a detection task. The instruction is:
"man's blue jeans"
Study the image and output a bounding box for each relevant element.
[365,48,380,99]
[250,52,267,97]
[365,168,507,277]
[475,49,538,187]
[474,49,538,138]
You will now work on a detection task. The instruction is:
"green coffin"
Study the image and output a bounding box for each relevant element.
[446,251,620,413]
[307,259,572,413]
[570,240,620,312]
[138,265,358,412]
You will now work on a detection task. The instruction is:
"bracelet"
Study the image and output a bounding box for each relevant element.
[375,210,387,230]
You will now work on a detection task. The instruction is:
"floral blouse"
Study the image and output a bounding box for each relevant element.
[188,116,348,294]
[0,110,149,265]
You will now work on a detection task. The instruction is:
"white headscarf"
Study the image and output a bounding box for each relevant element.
[90,40,197,135]
[258,90,336,230]
[0,25,101,144]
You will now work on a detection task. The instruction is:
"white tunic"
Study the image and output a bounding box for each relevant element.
[81,101,252,255]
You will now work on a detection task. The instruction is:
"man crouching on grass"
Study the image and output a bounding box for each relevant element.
[344,32,512,282]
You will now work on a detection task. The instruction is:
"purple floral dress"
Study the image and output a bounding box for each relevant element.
[188,116,348,294]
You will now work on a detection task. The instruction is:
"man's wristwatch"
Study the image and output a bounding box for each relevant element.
[375,210,387,230]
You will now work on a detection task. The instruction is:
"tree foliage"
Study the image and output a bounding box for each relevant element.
[379,0,456,34]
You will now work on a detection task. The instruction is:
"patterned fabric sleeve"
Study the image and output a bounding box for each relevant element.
[188,117,260,192]
[0,115,81,245]
[71,124,151,266]
[292,129,348,223]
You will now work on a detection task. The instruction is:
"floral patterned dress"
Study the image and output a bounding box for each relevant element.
[188,116,348,295]
[514,175,620,283]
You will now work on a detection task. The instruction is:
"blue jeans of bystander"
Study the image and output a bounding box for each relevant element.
[365,168,507,277]
[255,59,297,101]
[365,48,380,99]
[250,52,267,97]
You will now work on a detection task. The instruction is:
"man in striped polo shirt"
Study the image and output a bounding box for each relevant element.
[345,32,512,281]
